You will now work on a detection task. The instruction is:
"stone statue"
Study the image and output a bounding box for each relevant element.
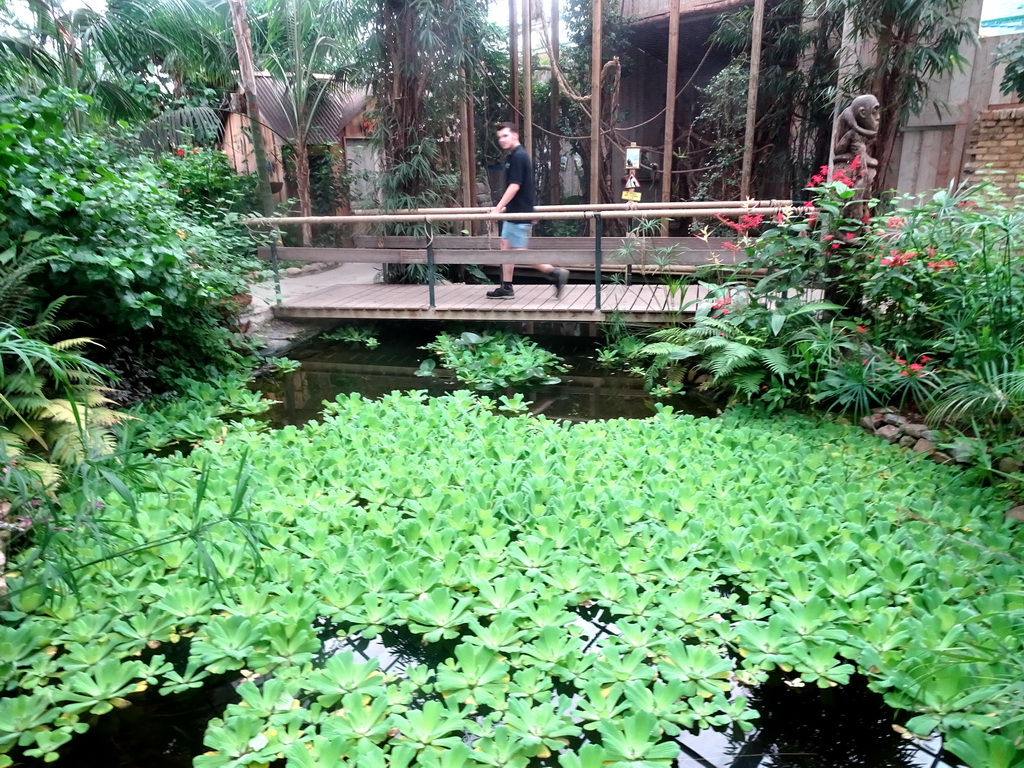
[832,94,880,197]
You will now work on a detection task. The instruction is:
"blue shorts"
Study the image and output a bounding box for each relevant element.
[501,221,531,248]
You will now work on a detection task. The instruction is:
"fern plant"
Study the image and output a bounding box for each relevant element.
[643,285,844,409]
[0,322,121,488]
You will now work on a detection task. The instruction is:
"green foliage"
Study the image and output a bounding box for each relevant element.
[419,331,570,391]
[122,374,277,453]
[2,390,1021,766]
[321,325,380,349]
[0,88,257,384]
[995,36,1024,102]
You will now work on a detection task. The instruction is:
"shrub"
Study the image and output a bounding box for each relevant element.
[0,88,258,386]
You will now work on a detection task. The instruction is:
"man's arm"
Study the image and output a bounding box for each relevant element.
[492,183,520,214]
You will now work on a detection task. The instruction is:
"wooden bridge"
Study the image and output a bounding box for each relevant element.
[249,202,786,324]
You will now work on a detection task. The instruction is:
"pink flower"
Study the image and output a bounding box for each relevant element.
[856,325,868,333]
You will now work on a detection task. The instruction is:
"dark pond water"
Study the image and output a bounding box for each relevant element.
[46,611,962,768]
[27,323,965,767]
[257,321,722,427]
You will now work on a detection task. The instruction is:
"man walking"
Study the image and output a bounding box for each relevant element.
[486,122,569,300]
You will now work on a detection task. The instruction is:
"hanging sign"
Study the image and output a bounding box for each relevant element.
[621,190,643,202]
[625,171,640,189]
[625,142,640,170]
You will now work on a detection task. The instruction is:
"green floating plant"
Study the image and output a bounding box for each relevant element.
[3,391,1022,767]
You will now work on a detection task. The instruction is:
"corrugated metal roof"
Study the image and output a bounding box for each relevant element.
[252,75,369,145]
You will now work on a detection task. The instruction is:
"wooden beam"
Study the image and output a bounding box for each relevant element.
[510,0,520,120]
[523,0,533,158]
[660,0,681,236]
[589,0,602,235]
[550,0,560,206]
[459,65,474,233]
[740,0,766,199]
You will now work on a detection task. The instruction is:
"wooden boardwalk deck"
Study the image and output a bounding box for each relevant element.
[274,281,713,322]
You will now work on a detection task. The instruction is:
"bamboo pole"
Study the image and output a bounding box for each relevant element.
[353,199,791,215]
[589,0,602,235]
[523,0,533,158]
[510,0,520,120]
[242,206,790,227]
[739,0,766,199]
[660,0,681,236]
[549,0,560,206]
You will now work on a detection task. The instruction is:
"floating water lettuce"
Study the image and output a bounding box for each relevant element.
[2,391,1021,767]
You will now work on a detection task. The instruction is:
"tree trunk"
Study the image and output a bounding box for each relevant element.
[226,0,275,217]
[294,143,314,245]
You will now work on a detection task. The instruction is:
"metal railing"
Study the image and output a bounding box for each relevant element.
[243,200,791,310]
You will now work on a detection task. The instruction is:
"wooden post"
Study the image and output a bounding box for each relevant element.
[459,66,474,232]
[739,0,766,199]
[660,0,681,236]
[523,0,533,158]
[589,0,602,235]
[510,0,520,120]
[549,0,560,206]
[227,0,274,217]
[467,74,478,231]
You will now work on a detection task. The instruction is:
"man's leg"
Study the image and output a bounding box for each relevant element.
[486,228,518,299]
[531,263,570,298]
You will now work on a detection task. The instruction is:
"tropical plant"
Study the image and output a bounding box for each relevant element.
[0,88,259,385]
[419,331,570,391]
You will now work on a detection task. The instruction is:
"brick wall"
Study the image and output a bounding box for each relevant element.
[964,107,1024,196]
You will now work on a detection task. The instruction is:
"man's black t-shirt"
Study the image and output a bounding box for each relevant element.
[504,145,535,213]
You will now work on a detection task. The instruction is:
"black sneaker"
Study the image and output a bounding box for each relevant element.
[486,285,515,300]
[552,268,569,298]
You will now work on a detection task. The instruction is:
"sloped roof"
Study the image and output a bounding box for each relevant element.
[253,75,369,145]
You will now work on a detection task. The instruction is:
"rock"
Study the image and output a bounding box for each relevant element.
[930,450,954,465]
[912,439,935,453]
[860,414,883,431]
[898,436,917,448]
[284,267,303,276]
[1007,505,1024,522]
[877,425,902,443]
[946,440,977,464]
[883,413,908,427]
[904,423,931,438]
[998,457,1023,476]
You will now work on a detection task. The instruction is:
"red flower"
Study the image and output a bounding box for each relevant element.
[919,355,932,362]
[926,259,955,271]
[856,325,868,333]
[844,232,856,240]
[886,217,904,229]
[880,252,914,267]
[193,148,200,153]
[176,148,185,156]
[908,363,924,372]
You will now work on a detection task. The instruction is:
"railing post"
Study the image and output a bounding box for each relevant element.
[426,235,436,309]
[269,234,283,307]
[593,213,603,311]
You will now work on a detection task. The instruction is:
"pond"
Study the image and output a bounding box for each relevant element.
[258,321,721,427]
[27,323,969,768]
